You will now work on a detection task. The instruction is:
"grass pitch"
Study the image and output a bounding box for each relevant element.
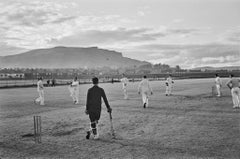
[0,78,239,158]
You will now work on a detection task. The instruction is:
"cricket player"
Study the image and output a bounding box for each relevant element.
[69,77,80,104]
[85,77,112,139]
[35,77,45,105]
[165,74,174,96]
[215,74,222,97]
[138,75,153,108]
[120,74,129,99]
[226,74,240,109]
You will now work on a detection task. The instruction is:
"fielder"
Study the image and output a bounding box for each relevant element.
[85,77,112,140]
[165,74,174,96]
[215,74,222,97]
[35,77,45,105]
[226,74,240,109]
[120,74,129,99]
[69,77,80,104]
[138,75,153,108]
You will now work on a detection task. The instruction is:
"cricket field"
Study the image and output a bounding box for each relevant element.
[0,78,239,159]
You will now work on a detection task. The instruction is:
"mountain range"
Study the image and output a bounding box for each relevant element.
[0,46,149,69]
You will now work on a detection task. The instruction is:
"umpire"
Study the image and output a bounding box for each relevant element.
[85,77,112,139]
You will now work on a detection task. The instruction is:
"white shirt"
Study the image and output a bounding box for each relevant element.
[166,77,174,86]
[71,80,79,87]
[71,80,79,91]
[138,79,152,93]
[215,77,222,85]
[121,77,128,89]
[37,80,44,91]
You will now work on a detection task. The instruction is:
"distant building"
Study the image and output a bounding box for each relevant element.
[0,73,25,79]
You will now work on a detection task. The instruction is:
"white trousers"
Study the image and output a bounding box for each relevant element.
[141,91,149,107]
[165,85,173,95]
[123,87,128,99]
[69,87,79,103]
[231,87,240,108]
[36,90,44,105]
[216,84,221,96]
[72,89,79,103]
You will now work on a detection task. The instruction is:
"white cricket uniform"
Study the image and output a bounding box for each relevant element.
[226,78,240,108]
[138,79,153,107]
[165,77,174,95]
[121,77,129,99]
[35,80,44,105]
[70,80,80,104]
[215,77,222,97]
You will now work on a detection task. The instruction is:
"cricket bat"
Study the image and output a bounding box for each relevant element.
[109,112,116,139]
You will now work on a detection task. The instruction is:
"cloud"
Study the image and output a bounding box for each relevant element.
[148,50,180,58]
[0,0,209,57]
[137,6,150,17]
[148,50,194,67]
[201,57,225,63]
[225,27,240,43]
[52,26,203,48]
[218,27,240,44]
[0,1,76,26]
[0,0,139,51]
[0,42,28,56]
[50,27,168,46]
[137,44,240,68]
[0,1,79,50]
[168,28,199,35]
[172,19,184,23]
[137,11,145,17]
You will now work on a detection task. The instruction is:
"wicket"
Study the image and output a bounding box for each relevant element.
[33,116,42,143]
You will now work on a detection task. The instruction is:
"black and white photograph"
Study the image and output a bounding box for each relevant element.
[0,0,240,158]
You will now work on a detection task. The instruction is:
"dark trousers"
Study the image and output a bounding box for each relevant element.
[89,111,101,135]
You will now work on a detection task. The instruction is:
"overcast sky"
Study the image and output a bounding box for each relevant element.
[0,0,239,68]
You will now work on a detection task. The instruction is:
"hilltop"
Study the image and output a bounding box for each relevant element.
[0,46,149,68]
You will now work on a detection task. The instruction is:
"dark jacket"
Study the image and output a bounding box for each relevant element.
[86,85,110,113]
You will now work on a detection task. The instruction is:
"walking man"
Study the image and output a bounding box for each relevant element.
[165,74,174,96]
[120,74,129,99]
[35,77,45,105]
[85,77,112,139]
[215,74,222,97]
[47,79,50,87]
[51,78,56,87]
[69,77,80,104]
[226,74,240,109]
[138,75,153,108]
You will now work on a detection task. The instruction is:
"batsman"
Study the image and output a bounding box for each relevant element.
[85,77,112,140]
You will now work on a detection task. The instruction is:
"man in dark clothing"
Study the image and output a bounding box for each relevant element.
[47,79,50,87]
[51,78,56,87]
[85,77,112,140]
